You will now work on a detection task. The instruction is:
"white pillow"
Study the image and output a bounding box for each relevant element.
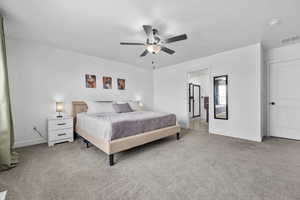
[128,101,143,111]
[86,101,115,114]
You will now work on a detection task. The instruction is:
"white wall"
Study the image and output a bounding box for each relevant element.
[266,43,300,62]
[154,43,263,142]
[6,38,153,147]
[188,71,209,119]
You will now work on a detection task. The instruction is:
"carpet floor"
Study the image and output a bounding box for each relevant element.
[1,129,300,200]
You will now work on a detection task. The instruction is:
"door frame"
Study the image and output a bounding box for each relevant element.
[186,67,211,130]
[267,57,300,137]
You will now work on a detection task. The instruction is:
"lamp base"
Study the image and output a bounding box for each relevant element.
[56,112,63,118]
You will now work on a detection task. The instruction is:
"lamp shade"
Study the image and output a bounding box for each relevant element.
[56,102,64,112]
[138,101,143,107]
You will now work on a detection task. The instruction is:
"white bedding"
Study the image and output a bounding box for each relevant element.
[77,112,113,141]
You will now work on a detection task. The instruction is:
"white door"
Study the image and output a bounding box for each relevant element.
[270,60,300,140]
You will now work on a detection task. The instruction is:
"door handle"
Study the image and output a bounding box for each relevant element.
[269,102,276,105]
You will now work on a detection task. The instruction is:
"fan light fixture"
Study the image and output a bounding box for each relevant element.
[146,44,161,54]
[120,25,187,57]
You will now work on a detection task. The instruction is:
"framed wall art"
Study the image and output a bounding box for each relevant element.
[85,74,96,88]
[117,79,125,90]
[103,76,112,89]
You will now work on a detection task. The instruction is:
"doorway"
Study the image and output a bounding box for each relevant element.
[269,59,300,140]
[188,69,209,131]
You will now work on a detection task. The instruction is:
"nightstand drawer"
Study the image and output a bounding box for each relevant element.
[49,129,73,141]
[48,118,73,130]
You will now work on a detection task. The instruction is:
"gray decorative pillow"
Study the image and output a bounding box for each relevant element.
[112,103,133,113]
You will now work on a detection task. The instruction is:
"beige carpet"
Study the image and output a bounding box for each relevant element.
[189,118,208,132]
[1,129,300,200]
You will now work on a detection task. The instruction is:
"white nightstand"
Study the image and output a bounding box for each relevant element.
[47,116,74,146]
[0,191,7,200]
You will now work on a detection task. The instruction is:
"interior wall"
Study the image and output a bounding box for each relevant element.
[260,47,267,138]
[6,38,154,147]
[154,43,263,142]
[266,43,300,62]
[188,70,209,120]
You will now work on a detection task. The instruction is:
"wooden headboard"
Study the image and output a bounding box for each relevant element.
[72,101,88,130]
[72,101,88,117]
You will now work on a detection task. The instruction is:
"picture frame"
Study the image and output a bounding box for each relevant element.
[85,74,96,88]
[117,79,125,90]
[103,76,112,89]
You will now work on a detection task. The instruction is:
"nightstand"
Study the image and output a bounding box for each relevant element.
[47,116,74,146]
[0,191,7,200]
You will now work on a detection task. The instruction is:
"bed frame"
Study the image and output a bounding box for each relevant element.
[72,101,181,166]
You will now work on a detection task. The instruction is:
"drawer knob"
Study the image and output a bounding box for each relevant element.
[57,123,66,126]
[58,133,67,136]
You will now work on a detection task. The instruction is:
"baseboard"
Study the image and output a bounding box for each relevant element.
[209,131,262,142]
[14,138,47,148]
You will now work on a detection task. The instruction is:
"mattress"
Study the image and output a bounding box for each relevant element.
[76,111,176,141]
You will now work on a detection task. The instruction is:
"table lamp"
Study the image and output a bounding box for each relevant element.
[56,102,64,118]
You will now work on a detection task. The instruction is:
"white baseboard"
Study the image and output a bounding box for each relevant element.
[210,131,262,142]
[14,138,47,148]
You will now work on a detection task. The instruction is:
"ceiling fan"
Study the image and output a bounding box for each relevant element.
[120,25,187,57]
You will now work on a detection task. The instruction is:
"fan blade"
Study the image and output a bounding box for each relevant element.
[161,46,175,54]
[164,34,187,43]
[143,25,152,37]
[140,49,148,57]
[120,42,144,45]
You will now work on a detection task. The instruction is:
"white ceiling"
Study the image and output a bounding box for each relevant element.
[1,0,300,69]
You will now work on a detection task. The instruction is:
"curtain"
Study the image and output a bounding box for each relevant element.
[0,16,18,171]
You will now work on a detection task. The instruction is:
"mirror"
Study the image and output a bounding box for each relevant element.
[214,75,228,120]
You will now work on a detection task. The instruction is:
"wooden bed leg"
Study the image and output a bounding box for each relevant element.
[83,139,90,148]
[176,132,180,140]
[109,154,114,166]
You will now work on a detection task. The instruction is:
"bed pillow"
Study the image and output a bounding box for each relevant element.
[86,101,115,114]
[128,101,143,111]
[112,103,133,113]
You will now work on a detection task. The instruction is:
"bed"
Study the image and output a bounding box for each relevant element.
[72,101,181,166]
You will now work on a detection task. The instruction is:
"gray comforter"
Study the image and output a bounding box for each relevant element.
[94,111,176,140]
